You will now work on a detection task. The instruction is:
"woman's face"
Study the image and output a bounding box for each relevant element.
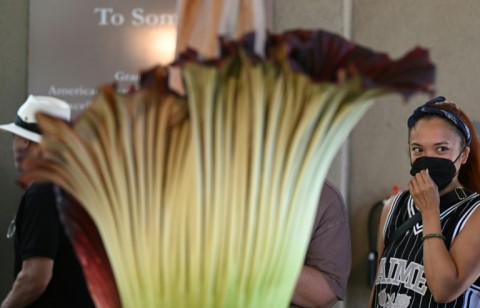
[409,117,469,168]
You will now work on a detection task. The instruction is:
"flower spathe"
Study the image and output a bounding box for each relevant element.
[20,30,435,307]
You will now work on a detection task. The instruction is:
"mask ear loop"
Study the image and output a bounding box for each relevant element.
[453,145,470,199]
[453,145,467,164]
[451,145,468,180]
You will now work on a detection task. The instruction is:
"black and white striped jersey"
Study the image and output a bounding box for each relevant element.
[371,188,480,308]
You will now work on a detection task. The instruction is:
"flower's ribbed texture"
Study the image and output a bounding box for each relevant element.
[20,30,435,307]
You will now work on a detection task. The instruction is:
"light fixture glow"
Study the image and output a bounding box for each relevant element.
[154,25,177,65]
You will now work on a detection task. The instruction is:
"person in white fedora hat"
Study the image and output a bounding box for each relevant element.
[0,94,70,144]
[0,95,94,307]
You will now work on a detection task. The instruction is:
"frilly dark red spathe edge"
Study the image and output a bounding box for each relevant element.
[148,30,435,99]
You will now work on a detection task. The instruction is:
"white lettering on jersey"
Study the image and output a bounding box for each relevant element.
[376,257,427,295]
[377,289,411,308]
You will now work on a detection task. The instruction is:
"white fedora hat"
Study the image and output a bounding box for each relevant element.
[0,95,71,143]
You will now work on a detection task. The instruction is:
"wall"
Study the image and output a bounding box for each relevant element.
[0,0,29,299]
[2,1,480,307]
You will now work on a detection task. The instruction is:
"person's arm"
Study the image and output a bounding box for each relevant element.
[368,197,393,307]
[292,265,337,307]
[292,181,351,308]
[410,170,480,303]
[1,257,53,308]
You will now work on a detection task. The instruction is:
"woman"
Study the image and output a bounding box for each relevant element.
[370,96,480,307]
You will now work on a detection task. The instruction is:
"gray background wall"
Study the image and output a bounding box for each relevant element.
[0,0,29,299]
[2,1,480,307]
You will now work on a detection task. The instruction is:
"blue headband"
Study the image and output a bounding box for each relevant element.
[407,96,472,146]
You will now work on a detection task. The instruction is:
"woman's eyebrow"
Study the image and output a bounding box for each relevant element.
[409,141,450,146]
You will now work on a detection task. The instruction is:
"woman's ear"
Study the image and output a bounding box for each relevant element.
[461,146,471,164]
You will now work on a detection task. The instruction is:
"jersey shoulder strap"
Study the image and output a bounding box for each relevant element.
[384,191,416,248]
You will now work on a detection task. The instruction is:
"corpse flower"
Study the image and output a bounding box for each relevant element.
[20,30,435,307]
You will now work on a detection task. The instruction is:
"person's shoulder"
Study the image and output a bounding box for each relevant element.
[321,180,344,205]
[25,182,55,196]
[19,183,57,216]
[317,180,347,223]
[467,189,480,201]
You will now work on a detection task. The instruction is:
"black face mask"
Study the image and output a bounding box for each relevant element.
[410,154,462,191]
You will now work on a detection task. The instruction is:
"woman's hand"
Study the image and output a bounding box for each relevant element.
[408,169,440,215]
